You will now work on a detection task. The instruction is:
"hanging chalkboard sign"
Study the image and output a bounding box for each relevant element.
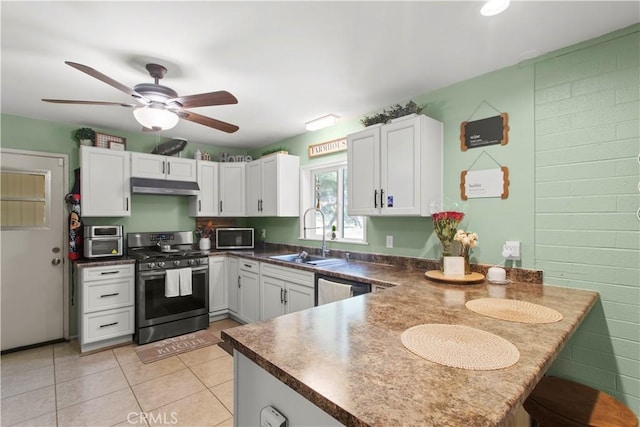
[460,113,509,151]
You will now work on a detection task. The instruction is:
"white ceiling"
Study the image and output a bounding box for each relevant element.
[2,1,638,149]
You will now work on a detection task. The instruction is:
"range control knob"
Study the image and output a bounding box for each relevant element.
[199,258,207,264]
[188,259,197,265]
[147,262,156,269]
[173,260,181,267]
[158,261,165,268]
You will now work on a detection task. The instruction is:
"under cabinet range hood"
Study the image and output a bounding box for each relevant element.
[131,177,200,196]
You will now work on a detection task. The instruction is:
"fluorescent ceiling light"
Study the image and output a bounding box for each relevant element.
[305,114,340,131]
[133,106,179,131]
[481,0,510,16]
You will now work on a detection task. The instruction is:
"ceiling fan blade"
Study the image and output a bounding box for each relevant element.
[169,90,238,109]
[42,99,136,108]
[177,110,239,133]
[65,61,148,103]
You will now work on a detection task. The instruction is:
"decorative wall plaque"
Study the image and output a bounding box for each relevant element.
[460,113,509,151]
[308,137,347,158]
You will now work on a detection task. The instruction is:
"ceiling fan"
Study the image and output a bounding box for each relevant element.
[43,61,239,133]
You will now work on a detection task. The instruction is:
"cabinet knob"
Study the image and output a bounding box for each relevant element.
[51,258,61,266]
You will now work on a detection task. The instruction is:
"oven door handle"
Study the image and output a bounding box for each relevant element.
[138,265,208,279]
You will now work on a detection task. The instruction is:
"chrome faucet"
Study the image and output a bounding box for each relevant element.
[302,207,329,258]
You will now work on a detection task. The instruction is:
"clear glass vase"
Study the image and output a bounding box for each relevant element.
[461,247,471,275]
[439,241,452,272]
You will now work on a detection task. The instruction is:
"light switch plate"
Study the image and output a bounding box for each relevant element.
[386,235,393,248]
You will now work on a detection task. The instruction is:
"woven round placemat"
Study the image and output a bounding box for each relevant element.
[401,324,520,370]
[465,298,563,324]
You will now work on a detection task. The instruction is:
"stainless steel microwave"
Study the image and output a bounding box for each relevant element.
[215,228,254,250]
[84,225,124,258]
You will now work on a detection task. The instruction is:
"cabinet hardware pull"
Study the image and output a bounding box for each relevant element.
[100,271,119,275]
[167,162,171,175]
[280,288,284,304]
[284,289,288,304]
[99,322,118,328]
[374,189,378,208]
[380,188,385,208]
[219,200,222,212]
[100,292,119,298]
[162,161,165,174]
[199,200,202,212]
[238,276,241,288]
[244,264,252,268]
[126,197,129,211]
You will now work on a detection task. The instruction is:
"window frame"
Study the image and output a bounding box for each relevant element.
[299,157,367,245]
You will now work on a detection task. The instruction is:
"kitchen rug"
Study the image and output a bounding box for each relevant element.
[135,330,222,364]
[401,324,519,370]
[465,298,563,324]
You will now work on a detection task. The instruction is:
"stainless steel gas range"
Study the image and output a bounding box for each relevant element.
[128,231,209,345]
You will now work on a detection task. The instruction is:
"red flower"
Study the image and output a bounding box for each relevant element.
[432,211,464,243]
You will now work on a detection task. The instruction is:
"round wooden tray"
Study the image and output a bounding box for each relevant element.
[425,270,485,284]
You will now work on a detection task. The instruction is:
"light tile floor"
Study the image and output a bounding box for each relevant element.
[1,319,241,427]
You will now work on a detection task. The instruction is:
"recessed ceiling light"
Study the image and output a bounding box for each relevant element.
[481,0,510,16]
[305,114,340,131]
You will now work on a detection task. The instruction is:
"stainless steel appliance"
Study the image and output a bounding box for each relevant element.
[128,231,209,344]
[84,225,123,258]
[215,227,254,249]
[314,273,371,306]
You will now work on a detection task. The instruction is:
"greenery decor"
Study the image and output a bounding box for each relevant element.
[73,127,96,143]
[360,100,424,127]
[261,146,288,157]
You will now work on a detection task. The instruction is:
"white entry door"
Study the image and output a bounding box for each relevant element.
[1,150,67,351]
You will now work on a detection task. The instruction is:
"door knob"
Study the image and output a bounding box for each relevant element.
[51,258,61,265]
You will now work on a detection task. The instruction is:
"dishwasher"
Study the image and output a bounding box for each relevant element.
[314,273,371,306]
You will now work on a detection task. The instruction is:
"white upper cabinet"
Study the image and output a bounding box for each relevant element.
[246,154,300,217]
[219,162,246,217]
[80,146,131,217]
[130,152,197,182]
[347,114,442,216]
[189,161,219,217]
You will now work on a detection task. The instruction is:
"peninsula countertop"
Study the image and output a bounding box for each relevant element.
[222,265,598,426]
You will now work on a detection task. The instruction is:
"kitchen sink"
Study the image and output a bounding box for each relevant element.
[269,253,347,267]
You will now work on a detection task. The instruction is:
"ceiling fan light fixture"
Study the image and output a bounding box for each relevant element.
[305,114,340,131]
[133,106,179,130]
[480,0,510,16]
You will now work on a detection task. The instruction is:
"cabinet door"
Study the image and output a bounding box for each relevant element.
[347,127,380,216]
[285,282,314,315]
[80,146,131,217]
[260,275,285,321]
[219,163,246,216]
[259,156,278,216]
[209,257,226,313]
[130,152,166,179]
[227,257,239,313]
[190,161,219,217]
[245,160,262,216]
[166,157,197,182]
[380,117,421,215]
[239,270,259,323]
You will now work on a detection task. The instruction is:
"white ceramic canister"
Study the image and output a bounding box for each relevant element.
[199,237,211,251]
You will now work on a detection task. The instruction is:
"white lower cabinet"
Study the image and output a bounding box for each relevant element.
[238,260,260,323]
[78,263,135,353]
[209,256,227,318]
[227,257,239,314]
[260,263,314,321]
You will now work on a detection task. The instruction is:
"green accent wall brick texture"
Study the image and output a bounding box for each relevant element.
[534,28,640,416]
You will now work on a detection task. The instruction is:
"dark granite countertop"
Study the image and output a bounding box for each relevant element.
[222,250,599,426]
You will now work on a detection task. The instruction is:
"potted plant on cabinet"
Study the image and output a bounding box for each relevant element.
[74,127,96,146]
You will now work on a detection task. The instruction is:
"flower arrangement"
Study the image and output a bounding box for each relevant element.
[454,229,478,274]
[432,211,464,270]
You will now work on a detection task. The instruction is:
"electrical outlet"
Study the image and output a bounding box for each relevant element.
[386,235,393,248]
[502,241,521,260]
[261,229,266,240]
